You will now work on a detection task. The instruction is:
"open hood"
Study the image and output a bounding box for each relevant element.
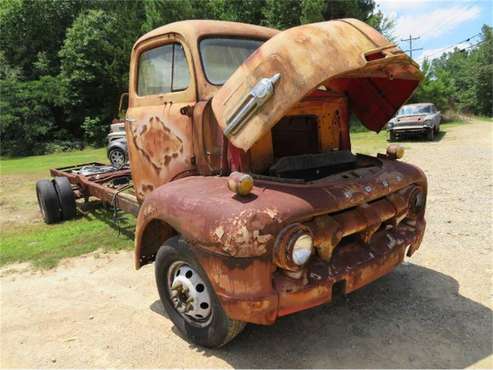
[211,19,423,151]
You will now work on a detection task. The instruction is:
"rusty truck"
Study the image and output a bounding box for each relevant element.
[35,19,427,347]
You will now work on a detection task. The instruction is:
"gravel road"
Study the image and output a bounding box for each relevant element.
[1,120,492,368]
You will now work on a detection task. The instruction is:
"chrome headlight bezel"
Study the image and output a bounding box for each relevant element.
[408,187,426,218]
[273,224,314,271]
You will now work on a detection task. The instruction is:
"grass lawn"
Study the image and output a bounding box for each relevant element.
[0,120,473,269]
[0,147,135,269]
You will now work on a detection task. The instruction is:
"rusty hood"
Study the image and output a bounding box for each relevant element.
[211,19,423,151]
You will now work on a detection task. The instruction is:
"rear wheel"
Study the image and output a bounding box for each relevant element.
[155,236,245,348]
[36,180,61,224]
[53,177,76,220]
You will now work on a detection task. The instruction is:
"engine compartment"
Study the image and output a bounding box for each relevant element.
[247,91,382,182]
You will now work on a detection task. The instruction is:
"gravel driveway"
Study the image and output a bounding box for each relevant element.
[1,120,492,368]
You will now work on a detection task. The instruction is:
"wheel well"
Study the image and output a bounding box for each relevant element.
[137,219,177,268]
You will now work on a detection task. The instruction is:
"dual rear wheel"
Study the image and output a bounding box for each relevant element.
[36,177,76,224]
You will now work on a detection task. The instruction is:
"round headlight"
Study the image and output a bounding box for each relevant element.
[274,224,313,271]
[291,234,313,265]
[408,188,425,217]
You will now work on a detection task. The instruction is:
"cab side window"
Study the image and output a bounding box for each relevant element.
[137,43,190,96]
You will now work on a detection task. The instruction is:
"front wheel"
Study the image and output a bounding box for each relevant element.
[389,131,397,142]
[154,236,245,347]
[427,128,435,141]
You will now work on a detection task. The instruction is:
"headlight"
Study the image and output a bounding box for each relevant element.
[274,224,313,271]
[291,234,313,265]
[408,187,425,218]
[424,120,433,127]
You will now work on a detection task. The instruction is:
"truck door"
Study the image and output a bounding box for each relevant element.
[126,36,196,201]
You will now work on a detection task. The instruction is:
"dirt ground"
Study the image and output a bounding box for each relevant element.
[1,120,492,369]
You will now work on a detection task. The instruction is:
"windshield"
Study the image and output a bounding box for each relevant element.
[200,38,264,85]
[398,105,433,115]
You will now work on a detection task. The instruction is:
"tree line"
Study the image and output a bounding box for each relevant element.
[0,0,490,156]
[412,25,492,118]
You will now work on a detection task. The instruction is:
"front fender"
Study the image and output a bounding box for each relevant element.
[134,176,286,268]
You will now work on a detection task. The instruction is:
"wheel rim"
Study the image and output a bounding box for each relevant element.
[110,150,125,168]
[167,261,212,325]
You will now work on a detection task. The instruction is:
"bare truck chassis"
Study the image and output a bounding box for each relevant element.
[49,163,139,216]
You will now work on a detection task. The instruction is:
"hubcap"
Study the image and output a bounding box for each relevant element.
[110,150,125,168]
[167,262,212,323]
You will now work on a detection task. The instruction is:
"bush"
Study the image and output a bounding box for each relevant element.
[82,116,107,147]
[0,78,55,156]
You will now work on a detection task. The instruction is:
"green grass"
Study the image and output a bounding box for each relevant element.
[351,120,468,155]
[0,207,135,269]
[0,147,133,269]
[0,147,107,176]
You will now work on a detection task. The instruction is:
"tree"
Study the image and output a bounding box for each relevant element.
[0,0,82,79]
[58,9,130,142]
[412,24,492,116]
[263,0,303,29]
[300,0,325,24]
[141,0,194,32]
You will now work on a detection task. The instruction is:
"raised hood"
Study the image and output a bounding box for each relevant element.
[211,19,423,151]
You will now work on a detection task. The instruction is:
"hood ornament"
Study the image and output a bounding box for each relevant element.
[224,73,281,137]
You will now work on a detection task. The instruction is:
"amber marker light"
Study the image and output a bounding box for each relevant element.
[386,144,405,160]
[227,171,254,196]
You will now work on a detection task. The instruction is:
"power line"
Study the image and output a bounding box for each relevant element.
[415,32,483,62]
[459,40,486,52]
[401,34,423,58]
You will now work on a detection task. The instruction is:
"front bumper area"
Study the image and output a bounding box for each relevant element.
[195,218,425,325]
[389,125,431,134]
[275,220,425,317]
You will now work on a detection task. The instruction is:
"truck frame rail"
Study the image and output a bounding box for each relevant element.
[50,162,140,216]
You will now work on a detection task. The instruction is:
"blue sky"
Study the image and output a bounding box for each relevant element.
[375,0,493,64]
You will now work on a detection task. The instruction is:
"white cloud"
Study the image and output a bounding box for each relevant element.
[393,5,481,40]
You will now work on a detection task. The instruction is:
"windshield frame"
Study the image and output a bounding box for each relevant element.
[198,36,266,86]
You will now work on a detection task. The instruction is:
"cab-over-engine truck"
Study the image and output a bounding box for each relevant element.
[36,19,427,347]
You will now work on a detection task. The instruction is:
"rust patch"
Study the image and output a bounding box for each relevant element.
[213,208,280,257]
[132,116,184,172]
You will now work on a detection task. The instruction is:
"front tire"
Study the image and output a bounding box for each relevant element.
[154,236,245,348]
[427,128,435,141]
[389,131,397,142]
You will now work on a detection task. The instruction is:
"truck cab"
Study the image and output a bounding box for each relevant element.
[124,19,427,347]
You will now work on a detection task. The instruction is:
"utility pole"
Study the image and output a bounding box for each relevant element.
[401,34,423,59]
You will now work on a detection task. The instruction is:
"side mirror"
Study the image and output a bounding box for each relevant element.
[118,92,129,118]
